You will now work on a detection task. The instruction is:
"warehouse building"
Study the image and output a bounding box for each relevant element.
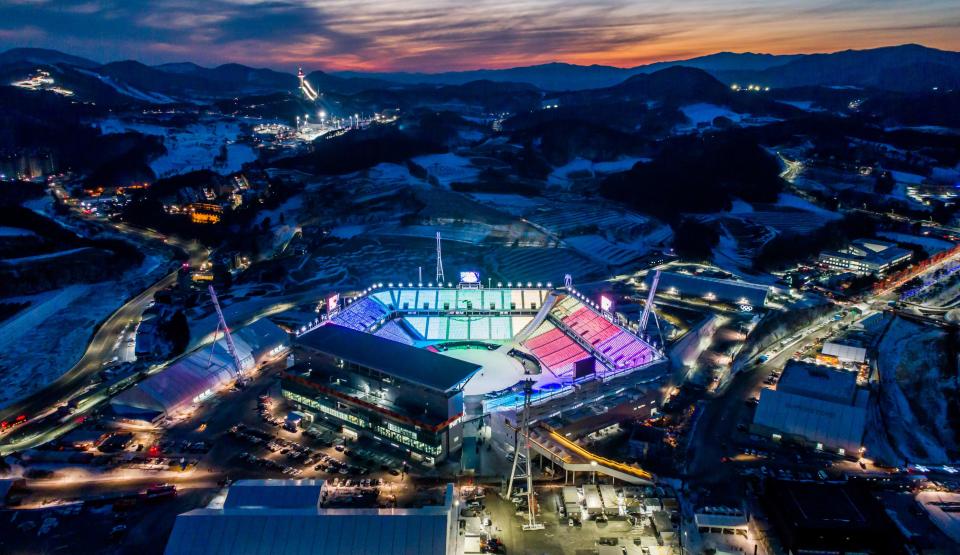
[821,340,868,364]
[818,238,912,276]
[646,271,771,308]
[111,319,288,421]
[751,361,868,455]
[282,324,481,464]
[165,479,460,555]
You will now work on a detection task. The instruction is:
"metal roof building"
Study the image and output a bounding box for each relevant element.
[821,341,868,364]
[296,324,481,393]
[646,271,771,308]
[752,362,868,454]
[164,480,459,555]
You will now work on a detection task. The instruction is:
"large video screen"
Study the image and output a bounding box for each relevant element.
[459,271,480,284]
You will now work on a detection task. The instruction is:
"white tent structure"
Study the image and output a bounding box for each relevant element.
[111,319,288,420]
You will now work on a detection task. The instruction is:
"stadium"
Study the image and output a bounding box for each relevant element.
[282,275,666,468]
[298,277,662,403]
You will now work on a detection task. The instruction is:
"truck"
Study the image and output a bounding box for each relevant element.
[599,484,619,515]
[584,485,603,516]
[562,486,580,518]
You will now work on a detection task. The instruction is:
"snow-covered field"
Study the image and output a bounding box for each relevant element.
[873,316,958,463]
[878,231,955,254]
[677,103,743,128]
[0,253,167,409]
[547,156,648,189]
[777,100,823,112]
[98,117,257,177]
[412,153,479,188]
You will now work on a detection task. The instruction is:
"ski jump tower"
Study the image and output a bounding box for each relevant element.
[297,67,318,101]
[506,380,544,530]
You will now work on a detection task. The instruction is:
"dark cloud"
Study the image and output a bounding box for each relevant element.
[0,0,957,71]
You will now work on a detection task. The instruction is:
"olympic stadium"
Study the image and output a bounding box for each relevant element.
[281,276,666,469]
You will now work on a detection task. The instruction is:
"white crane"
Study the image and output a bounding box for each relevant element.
[208,284,245,382]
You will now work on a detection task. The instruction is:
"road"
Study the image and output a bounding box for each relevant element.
[0,224,206,454]
[684,310,858,486]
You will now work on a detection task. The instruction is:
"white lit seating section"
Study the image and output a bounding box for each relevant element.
[470,318,490,340]
[332,297,387,331]
[437,289,457,310]
[373,320,414,345]
[397,289,418,309]
[405,316,429,338]
[372,291,395,308]
[448,318,469,339]
[490,317,512,340]
[427,317,446,339]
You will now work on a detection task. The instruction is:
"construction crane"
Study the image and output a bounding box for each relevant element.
[505,380,544,530]
[638,270,660,338]
[208,284,245,383]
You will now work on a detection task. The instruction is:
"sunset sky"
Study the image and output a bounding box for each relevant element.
[1,0,958,72]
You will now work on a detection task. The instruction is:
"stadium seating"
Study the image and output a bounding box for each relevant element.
[405,316,429,338]
[374,320,414,345]
[418,290,437,309]
[427,317,446,339]
[490,317,512,340]
[332,297,387,331]
[448,318,469,339]
[523,325,590,376]
[372,291,395,309]
[470,318,490,340]
[437,290,457,310]
[511,316,533,336]
[397,289,417,309]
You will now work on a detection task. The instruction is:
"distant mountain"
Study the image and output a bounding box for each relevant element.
[333,44,960,93]
[0,47,99,69]
[718,44,960,92]
[334,62,640,91]
[639,51,802,73]
[1,43,957,105]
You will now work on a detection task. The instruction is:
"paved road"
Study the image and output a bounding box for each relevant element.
[684,312,856,486]
[0,225,205,454]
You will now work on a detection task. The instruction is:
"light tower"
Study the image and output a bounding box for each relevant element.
[506,380,543,530]
[435,232,445,283]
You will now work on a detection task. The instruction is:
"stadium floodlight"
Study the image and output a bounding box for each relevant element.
[536,282,542,287]
[527,282,532,287]
[428,282,433,287]
[408,282,413,287]
[418,283,423,287]
[547,282,552,288]
[497,282,502,287]
[388,282,394,287]
[447,282,452,287]
[507,282,512,287]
